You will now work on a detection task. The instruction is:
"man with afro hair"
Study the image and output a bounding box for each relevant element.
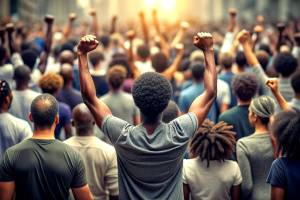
[218,72,259,159]
[77,33,217,199]
[287,70,300,109]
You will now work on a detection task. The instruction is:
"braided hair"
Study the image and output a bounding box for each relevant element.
[189,119,236,168]
[0,80,11,107]
[250,95,275,124]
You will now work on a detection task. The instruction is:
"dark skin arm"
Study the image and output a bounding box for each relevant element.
[189,32,217,127]
[37,15,54,74]
[90,9,98,37]
[126,30,140,80]
[138,11,149,45]
[64,124,72,139]
[227,9,237,32]
[0,181,15,200]
[110,15,117,34]
[6,23,20,55]
[77,35,112,129]
[231,184,242,200]
[251,25,264,52]
[61,13,76,44]
[271,185,284,200]
[183,183,190,200]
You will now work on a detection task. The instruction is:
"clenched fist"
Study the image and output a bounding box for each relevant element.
[77,35,99,54]
[193,32,213,51]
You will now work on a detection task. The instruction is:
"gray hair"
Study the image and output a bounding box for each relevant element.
[250,95,275,119]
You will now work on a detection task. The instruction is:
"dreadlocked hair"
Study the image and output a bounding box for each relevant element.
[189,119,236,168]
[0,80,11,107]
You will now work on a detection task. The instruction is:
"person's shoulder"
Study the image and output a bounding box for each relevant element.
[28,89,41,97]
[58,102,71,111]
[218,106,238,120]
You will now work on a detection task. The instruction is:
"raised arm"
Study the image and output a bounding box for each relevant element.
[6,23,20,55]
[161,43,183,80]
[90,9,98,37]
[189,33,217,127]
[37,14,54,74]
[126,30,140,80]
[227,9,237,32]
[77,35,112,129]
[220,9,237,53]
[110,15,117,34]
[152,9,170,59]
[61,13,77,44]
[138,11,149,45]
[265,78,290,110]
[251,25,264,52]
[170,21,189,48]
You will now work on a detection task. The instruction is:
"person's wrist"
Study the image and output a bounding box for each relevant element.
[77,51,87,56]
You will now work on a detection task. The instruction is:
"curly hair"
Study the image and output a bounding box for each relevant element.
[291,70,300,93]
[189,119,236,168]
[151,52,169,73]
[162,100,179,123]
[0,80,11,107]
[271,108,300,159]
[273,52,297,77]
[107,65,127,90]
[31,94,59,128]
[38,73,63,94]
[132,72,172,116]
[250,95,275,124]
[231,72,259,101]
[88,50,104,67]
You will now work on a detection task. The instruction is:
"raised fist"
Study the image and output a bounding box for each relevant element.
[277,23,286,33]
[193,32,213,51]
[69,13,77,21]
[112,15,118,21]
[175,43,184,51]
[253,25,263,34]
[265,78,279,95]
[180,21,189,30]
[89,9,96,16]
[257,15,264,23]
[236,29,250,44]
[126,30,136,40]
[138,11,145,19]
[294,33,300,44]
[5,23,14,33]
[77,35,99,54]
[44,14,54,25]
[229,8,237,17]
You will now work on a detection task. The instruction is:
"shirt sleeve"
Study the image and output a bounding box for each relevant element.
[220,32,235,53]
[101,115,130,145]
[233,162,243,186]
[0,151,14,182]
[266,158,285,189]
[71,152,87,188]
[18,121,33,142]
[251,63,272,96]
[170,113,198,140]
[217,80,231,105]
[105,149,119,196]
[10,52,24,68]
[182,160,188,184]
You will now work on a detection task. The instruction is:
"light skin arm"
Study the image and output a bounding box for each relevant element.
[161,43,183,81]
[0,181,15,200]
[71,184,93,200]
[77,35,112,130]
[230,184,242,200]
[220,103,230,113]
[183,183,190,200]
[61,13,76,44]
[110,15,117,34]
[271,185,284,200]
[189,33,217,127]
[265,78,290,110]
[170,21,189,48]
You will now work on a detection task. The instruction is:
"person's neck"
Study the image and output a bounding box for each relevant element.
[294,93,300,99]
[0,107,8,113]
[140,113,162,135]
[225,68,232,73]
[32,128,55,139]
[16,84,28,91]
[237,99,251,106]
[254,123,269,134]
[76,130,93,136]
[237,66,246,73]
[63,81,73,89]
[194,78,204,83]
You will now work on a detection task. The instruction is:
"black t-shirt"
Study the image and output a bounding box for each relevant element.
[0,138,87,200]
[91,74,109,97]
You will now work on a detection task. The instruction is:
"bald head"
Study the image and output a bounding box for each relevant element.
[72,103,94,135]
[60,63,74,82]
[60,50,75,65]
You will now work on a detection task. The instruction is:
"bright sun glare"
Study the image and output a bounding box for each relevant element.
[144,0,177,11]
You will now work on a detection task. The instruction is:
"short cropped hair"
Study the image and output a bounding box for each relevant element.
[31,94,59,128]
[107,65,127,90]
[162,100,179,123]
[0,80,11,107]
[255,50,269,71]
[231,72,259,101]
[38,73,63,94]
[100,35,110,47]
[132,72,172,116]
[88,50,104,67]
[137,44,150,60]
[109,57,132,78]
[291,70,300,93]
[14,65,31,81]
[151,52,168,73]
[274,52,297,77]
[250,95,275,124]
[271,108,300,159]
[236,52,247,67]
[191,63,205,80]
[189,119,236,168]
[21,49,38,70]
[220,52,233,69]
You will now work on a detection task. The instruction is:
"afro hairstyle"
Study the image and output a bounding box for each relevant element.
[38,73,64,94]
[132,72,172,116]
[291,70,300,93]
[231,72,259,101]
[151,52,169,73]
[189,119,236,167]
[271,108,300,159]
[273,52,297,77]
[162,100,179,123]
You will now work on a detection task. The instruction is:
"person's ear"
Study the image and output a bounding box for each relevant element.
[254,114,258,122]
[55,114,59,124]
[92,120,95,126]
[29,112,33,122]
[71,119,75,127]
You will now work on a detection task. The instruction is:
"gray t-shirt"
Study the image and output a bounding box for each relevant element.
[100,91,139,125]
[101,113,198,200]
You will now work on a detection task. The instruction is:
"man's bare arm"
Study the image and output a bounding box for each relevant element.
[161,43,183,80]
[110,15,118,34]
[90,9,98,37]
[227,9,237,32]
[72,184,93,200]
[189,33,217,127]
[126,30,140,80]
[61,13,76,44]
[139,11,149,45]
[170,21,189,48]
[265,78,290,110]
[0,181,15,200]
[78,35,112,129]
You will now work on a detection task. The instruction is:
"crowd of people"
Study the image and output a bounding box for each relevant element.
[0,7,300,200]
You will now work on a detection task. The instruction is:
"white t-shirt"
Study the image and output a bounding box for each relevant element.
[216,79,231,110]
[0,113,32,160]
[9,89,41,130]
[134,60,155,74]
[183,158,242,200]
[0,64,15,89]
